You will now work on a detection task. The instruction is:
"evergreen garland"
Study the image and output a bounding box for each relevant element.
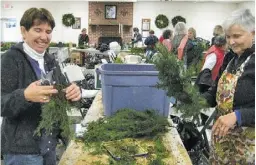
[155,14,169,29]
[62,14,75,27]
[153,43,208,119]
[171,16,186,27]
[34,84,72,138]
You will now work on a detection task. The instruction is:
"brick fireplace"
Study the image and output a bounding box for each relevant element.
[88,2,133,46]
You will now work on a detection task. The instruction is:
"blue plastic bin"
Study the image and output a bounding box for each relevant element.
[98,64,169,117]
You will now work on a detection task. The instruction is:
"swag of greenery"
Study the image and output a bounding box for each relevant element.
[155,14,169,29]
[34,84,72,138]
[153,43,208,119]
[62,14,75,27]
[83,109,171,164]
[171,15,186,27]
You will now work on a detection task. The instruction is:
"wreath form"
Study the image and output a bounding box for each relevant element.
[62,14,76,27]
[155,14,169,29]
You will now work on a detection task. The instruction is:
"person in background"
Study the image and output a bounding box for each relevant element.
[1,8,81,165]
[172,22,187,56]
[196,35,227,93]
[162,29,173,52]
[131,27,142,47]
[144,30,159,58]
[211,25,224,46]
[188,27,197,41]
[78,28,89,47]
[159,34,164,43]
[202,8,255,164]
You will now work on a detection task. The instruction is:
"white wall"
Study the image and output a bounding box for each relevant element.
[1,1,255,43]
[133,1,239,41]
[237,1,255,15]
[1,1,89,44]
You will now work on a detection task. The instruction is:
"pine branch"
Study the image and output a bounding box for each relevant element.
[34,84,72,138]
[154,43,208,119]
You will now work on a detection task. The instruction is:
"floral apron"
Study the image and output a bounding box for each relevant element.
[210,55,255,165]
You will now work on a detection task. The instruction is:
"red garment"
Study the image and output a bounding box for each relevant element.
[162,39,172,52]
[178,35,188,60]
[204,45,225,80]
[159,36,164,43]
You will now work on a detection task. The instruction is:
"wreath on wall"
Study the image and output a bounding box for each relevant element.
[155,14,169,29]
[62,14,75,27]
[171,16,186,27]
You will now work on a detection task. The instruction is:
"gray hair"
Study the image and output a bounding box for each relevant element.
[222,8,255,32]
[174,22,187,35]
[214,35,226,47]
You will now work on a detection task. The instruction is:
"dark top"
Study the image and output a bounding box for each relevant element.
[78,34,89,46]
[144,35,159,50]
[132,33,142,44]
[1,42,67,154]
[203,45,255,127]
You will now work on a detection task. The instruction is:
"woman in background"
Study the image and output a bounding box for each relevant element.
[211,25,224,46]
[78,28,89,47]
[162,29,173,52]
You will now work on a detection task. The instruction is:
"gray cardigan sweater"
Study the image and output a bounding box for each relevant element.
[1,43,67,154]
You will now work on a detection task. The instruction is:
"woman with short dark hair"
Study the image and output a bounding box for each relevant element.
[1,8,82,165]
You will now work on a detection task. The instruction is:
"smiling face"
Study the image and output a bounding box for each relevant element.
[188,30,194,40]
[225,24,254,56]
[21,22,52,54]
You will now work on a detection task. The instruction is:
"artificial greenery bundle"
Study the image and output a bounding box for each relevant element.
[153,43,208,119]
[34,84,72,138]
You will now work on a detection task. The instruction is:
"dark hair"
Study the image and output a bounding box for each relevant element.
[149,30,155,34]
[163,29,172,39]
[214,35,226,47]
[133,27,139,32]
[20,8,55,31]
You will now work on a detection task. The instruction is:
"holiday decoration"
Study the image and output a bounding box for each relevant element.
[62,14,75,27]
[155,14,169,29]
[171,16,186,27]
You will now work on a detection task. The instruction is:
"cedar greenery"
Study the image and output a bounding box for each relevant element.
[83,109,170,143]
[34,84,72,138]
[83,109,171,164]
[153,43,208,119]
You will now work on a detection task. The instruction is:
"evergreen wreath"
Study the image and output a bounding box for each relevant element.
[62,14,75,27]
[171,15,186,27]
[155,14,169,29]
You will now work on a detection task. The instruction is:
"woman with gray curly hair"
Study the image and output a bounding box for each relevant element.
[202,8,255,164]
[172,22,187,55]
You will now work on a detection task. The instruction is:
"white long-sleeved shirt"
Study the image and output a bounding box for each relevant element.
[201,53,217,70]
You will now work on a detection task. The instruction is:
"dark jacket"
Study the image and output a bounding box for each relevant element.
[144,35,158,50]
[203,45,255,127]
[1,42,67,154]
[78,34,89,46]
